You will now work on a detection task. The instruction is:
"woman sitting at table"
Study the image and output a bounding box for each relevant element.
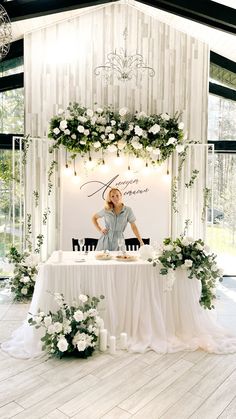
[92,188,144,251]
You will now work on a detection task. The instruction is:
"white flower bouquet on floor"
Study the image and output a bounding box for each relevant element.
[151,236,223,310]
[28,293,105,358]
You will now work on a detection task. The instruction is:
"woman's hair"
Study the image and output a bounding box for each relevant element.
[105,188,123,210]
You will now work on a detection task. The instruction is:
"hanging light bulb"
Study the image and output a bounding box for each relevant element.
[72,159,80,183]
[163,168,171,182]
[114,152,124,166]
[124,164,133,179]
[142,162,151,175]
[85,155,96,170]
[100,159,109,173]
[132,156,143,168]
[64,163,73,176]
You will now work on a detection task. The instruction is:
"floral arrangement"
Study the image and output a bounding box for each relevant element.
[28,293,105,358]
[152,236,223,310]
[7,246,39,301]
[48,103,185,164]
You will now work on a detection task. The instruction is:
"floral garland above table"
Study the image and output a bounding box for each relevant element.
[48,103,186,164]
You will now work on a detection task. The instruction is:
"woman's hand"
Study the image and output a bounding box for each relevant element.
[101,228,109,235]
[140,240,144,246]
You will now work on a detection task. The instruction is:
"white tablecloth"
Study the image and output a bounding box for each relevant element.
[2,251,236,358]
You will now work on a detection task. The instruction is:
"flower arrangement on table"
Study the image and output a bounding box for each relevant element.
[151,237,223,310]
[28,293,105,358]
[48,103,185,164]
[7,246,39,301]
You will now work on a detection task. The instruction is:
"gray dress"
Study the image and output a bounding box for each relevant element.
[96,206,136,251]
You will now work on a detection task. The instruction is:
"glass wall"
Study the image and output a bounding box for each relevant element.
[207,94,236,275]
[0,88,24,134]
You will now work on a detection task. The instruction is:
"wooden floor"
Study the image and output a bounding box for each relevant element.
[0,278,236,419]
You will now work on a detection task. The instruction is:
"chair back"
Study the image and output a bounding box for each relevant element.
[72,238,98,251]
[125,238,150,251]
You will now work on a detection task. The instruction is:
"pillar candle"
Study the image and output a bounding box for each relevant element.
[99,328,107,351]
[120,332,127,349]
[109,335,116,355]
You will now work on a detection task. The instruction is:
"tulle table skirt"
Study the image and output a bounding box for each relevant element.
[2,251,236,358]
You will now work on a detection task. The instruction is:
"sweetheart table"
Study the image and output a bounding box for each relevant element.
[2,251,236,358]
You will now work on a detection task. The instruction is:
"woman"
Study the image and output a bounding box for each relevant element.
[92,188,144,251]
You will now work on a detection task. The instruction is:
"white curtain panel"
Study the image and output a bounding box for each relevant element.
[171,144,213,240]
[24,138,61,260]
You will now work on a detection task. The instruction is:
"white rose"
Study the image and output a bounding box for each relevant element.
[44,316,52,327]
[54,322,63,333]
[74,310,84,322]
[47,324,56,334]
[58,108,64,115]
[146,146,153,152]
[166,137,177,146]
[176,144,185,153]
[108,133,115,141]
[96,107,103,114]
[101,134,105,140]
[132,141,142,150]
[78,116,87,123]
[71,134,77,140]
[88,308,98,317]
[53,127,60,135]
[79,140,86,145]
[178,122,184,129]
[86,109,93,117]
[129,124,134,131]
[184,259,193,268]
[84,129,90,136]
[117,129,123,136]
[136,111,147,119]
[79,294,88,303]
[117,139,126,150]
[196,243,203,251]
[105,126,112,133]
[91,116,97,125]
[77,125,85,133]
[107,144,117,153]
[23,276,30,283]
[164,244,173,251]
[59,120,67,130]
[93,141,101,149]
[111,120,116,126]
[175,246,182,253]
[20,277,25,282]
[119,107,128,117]
[161,113,170,121]
[77,341,87,351]
[21,287,28,295]
[64,129,70,135]
[149,124,160,134]
[134,125,143,136]
[57,337,68,352]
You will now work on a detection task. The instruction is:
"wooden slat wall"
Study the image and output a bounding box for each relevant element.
[24,2,209,143]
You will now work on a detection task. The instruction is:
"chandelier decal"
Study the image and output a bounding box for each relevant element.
[94,28,155,82]
[0,5,12,60]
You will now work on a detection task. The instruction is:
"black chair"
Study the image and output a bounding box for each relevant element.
[125,238,150,251]
[72,238,98,251]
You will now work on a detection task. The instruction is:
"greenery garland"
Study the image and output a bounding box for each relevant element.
[48,103,185,164]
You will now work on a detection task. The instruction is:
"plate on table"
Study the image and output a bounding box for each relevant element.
[95,252,113,261]
[75,258,86,263]
[115,254,137,262]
